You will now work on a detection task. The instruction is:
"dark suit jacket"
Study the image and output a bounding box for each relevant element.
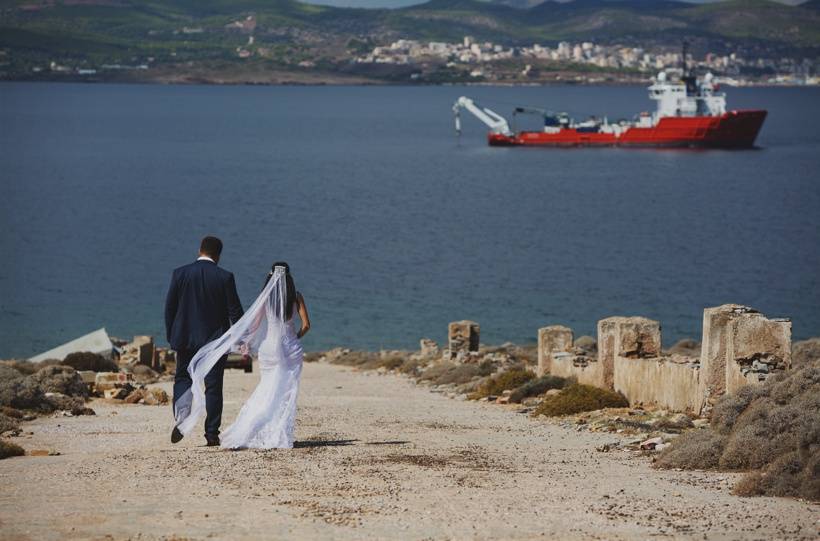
[164,259,244,351]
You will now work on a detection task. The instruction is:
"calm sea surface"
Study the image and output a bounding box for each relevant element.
[1,82,819,358]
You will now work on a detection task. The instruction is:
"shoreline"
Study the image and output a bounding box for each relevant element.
[2,76,819,89]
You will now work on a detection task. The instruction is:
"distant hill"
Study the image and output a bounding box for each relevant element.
[0,0,817,82]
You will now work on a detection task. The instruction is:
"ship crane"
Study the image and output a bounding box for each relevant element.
[453,96,512,137]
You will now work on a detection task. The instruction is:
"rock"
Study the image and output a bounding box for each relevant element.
[94,372,133,392]
[30,365,88,398]
[574,335,597,353]
[496,396,510,404]
[29,449,51,457]
[419,339,439,358]
[77,371,96,384]
[142,392,159,406]
[545,389,562,396]
[148,388,169,404]
[640,437,664,450]
[104,388,129,400]
[693,418,710,428]
[123,389,144,404]
[62,351,118,373]
[129,364,159,384]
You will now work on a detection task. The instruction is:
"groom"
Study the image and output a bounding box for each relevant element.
[165,236,244,446]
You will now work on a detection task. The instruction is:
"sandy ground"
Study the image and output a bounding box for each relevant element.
[1,362,817,541]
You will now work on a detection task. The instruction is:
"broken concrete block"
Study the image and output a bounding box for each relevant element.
[104,388,129,400]
[698,304,791,415]
[124,389,144,404]
[419,339,439,358]
[134,336,154,366]
[94,372,133,392]
[598,317,661,390]
[448,321,480,361]
[537,325,574,376]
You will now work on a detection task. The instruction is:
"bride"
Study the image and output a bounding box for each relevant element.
[174,262,311,449]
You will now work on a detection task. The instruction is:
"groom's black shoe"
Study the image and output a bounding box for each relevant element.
[205,435,220,447]
[171,427,184,444]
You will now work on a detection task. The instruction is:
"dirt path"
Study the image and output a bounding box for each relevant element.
[1,362,817,540]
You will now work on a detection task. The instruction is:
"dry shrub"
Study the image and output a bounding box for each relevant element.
[0,413,20,434]
[470,368,535,399]
[303,352,323,363]
[655,429,727,469]
[792,338,820,368]
[508,374,569,403]
[420,361,494,386]
[532,383,628,417]
[397,358,426,375]
[0,365,24,382]
[656,357,820,501]
[0,439,25,459]
[62,352,118,372]
[329,351,411,372]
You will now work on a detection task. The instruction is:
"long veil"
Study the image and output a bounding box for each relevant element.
[174,266,288,436]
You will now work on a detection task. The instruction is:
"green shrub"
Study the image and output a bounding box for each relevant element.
[470,368,535,399]
[0,439,25,460]
[508,375,569,403]
[531,383,628,417]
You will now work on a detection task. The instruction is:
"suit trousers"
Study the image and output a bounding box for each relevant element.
[173,348,227,438]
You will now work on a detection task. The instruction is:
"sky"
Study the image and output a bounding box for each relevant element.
[299,0,808,10]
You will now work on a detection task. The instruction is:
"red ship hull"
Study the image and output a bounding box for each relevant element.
[488,110,767,148]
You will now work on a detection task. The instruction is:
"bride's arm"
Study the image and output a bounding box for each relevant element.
[296,292,311,339]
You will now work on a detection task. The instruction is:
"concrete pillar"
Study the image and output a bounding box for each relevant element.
[698,304,791,415]
[537,325,574,376]
[699,304,749,413]
[448,320,480,361]
[133,335,154,366]
[597,316,661,390]
[725,312,791,393]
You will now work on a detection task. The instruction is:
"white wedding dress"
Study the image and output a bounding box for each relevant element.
[174,266,304,449]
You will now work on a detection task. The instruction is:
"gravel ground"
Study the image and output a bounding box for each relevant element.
[0,362,817,540]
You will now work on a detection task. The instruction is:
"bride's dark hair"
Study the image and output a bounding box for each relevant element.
[263,261,297,320]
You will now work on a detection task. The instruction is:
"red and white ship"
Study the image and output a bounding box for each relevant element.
[453,71,766,149]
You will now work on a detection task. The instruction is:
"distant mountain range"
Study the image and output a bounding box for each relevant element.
[1,0,818,82]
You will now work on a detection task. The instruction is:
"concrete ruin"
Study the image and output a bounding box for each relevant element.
[698,304,791,415]
[538,305,791,415]
[28,328,114,363]
[447,320,480,361]
[536,325,574,376]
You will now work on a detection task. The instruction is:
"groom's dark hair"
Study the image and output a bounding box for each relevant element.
[199,236,223,258]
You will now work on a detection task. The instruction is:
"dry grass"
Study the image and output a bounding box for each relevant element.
[0,439,25,459]
[419,361,495,386]
[469,368,535,399]
[531,384,628,417]
[655,358,820,501]
[508,374,570,403]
